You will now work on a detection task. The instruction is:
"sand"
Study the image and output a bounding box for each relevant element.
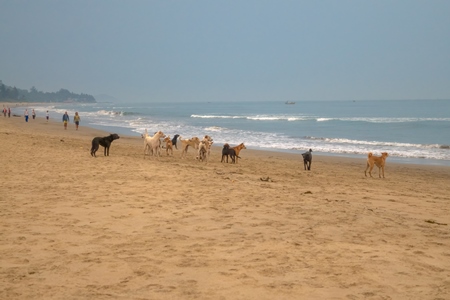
[1,111,449,299]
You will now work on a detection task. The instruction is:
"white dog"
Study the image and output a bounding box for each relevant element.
[143,130,165,158]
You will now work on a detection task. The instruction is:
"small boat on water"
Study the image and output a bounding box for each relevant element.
[285,101,296,105]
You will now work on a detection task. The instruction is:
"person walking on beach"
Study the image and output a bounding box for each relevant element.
[62,111,70,130]
[24,109,29,122]
[46,110,49,122]
[8,107,11,118]
[2,106,6,117]
[32,109,36,120]
[73,112,80,130]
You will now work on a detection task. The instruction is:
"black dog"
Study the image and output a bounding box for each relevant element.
[171,134,180,149]
[221,143,240,164]
[90,133,120,157]
[302,149,312,170]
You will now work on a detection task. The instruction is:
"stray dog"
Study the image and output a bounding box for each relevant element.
[163,136,173,156]
[365,152,389,178]
[180,136,200,158]
[302,149,312,170]
[221,143,240,163]
[143,130,165,158]
[197,141,208,162]
[232,143,246,163]
[196,138,213,162]
[91,133,120,157]
[171,134,180,149]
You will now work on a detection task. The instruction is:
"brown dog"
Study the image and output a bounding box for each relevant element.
[163,136,173,156]
[232,143,246,163]
[365,152,389,178]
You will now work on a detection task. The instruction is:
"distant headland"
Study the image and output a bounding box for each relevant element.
[0,80,96,103]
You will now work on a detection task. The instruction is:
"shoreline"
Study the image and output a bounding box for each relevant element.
[3,101,450,167]
[2,110,450,171]
[1,113,450,299]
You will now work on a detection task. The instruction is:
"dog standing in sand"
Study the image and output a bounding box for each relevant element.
[221,143,240,164]
[365,152,389,178]
[90,133,120,157]
[163,136,174,156]
[302,149,312,170]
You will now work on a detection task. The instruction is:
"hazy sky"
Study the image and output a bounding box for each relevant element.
[1,0,449,102]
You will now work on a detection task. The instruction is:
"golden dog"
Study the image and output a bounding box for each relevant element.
[179,136,200,158]
[163,136,173,156]
[365,152,389,178]
[232,143,246,163]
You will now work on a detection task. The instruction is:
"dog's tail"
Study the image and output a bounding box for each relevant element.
[368,152,373,158]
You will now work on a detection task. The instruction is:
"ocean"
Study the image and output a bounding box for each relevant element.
[29,100,450,166]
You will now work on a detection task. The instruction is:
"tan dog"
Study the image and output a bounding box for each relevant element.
[143,130,165,159]
[232,143,246,163]
[365,152,389,178]
[163,136,173,156]
[180,136,200,158]
[197,140,209,162]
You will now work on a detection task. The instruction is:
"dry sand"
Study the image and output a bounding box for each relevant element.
[1,111,449,299]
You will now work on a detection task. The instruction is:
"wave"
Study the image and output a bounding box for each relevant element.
[191,114,310,121]
[316,117,450,123]
[96,110,140,116]
[191,114,245,119]
[305,136,447,149]
[204,126,225,132]
[192,114,450,123]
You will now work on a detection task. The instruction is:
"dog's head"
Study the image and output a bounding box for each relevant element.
[153,130,166,139]
[223,143,230,149]
[381,152,389,159]
[110,133,120,141]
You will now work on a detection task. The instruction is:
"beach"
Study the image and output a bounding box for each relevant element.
[1,112,449,299]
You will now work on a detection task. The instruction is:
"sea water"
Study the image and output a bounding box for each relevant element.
[31,100,450,166]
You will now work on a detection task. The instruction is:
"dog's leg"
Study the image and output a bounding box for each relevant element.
[364,162,370,177]
[368,164,374,177]
[104,143,109,156]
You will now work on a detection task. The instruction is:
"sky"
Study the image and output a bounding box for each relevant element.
[1,0,449,103]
